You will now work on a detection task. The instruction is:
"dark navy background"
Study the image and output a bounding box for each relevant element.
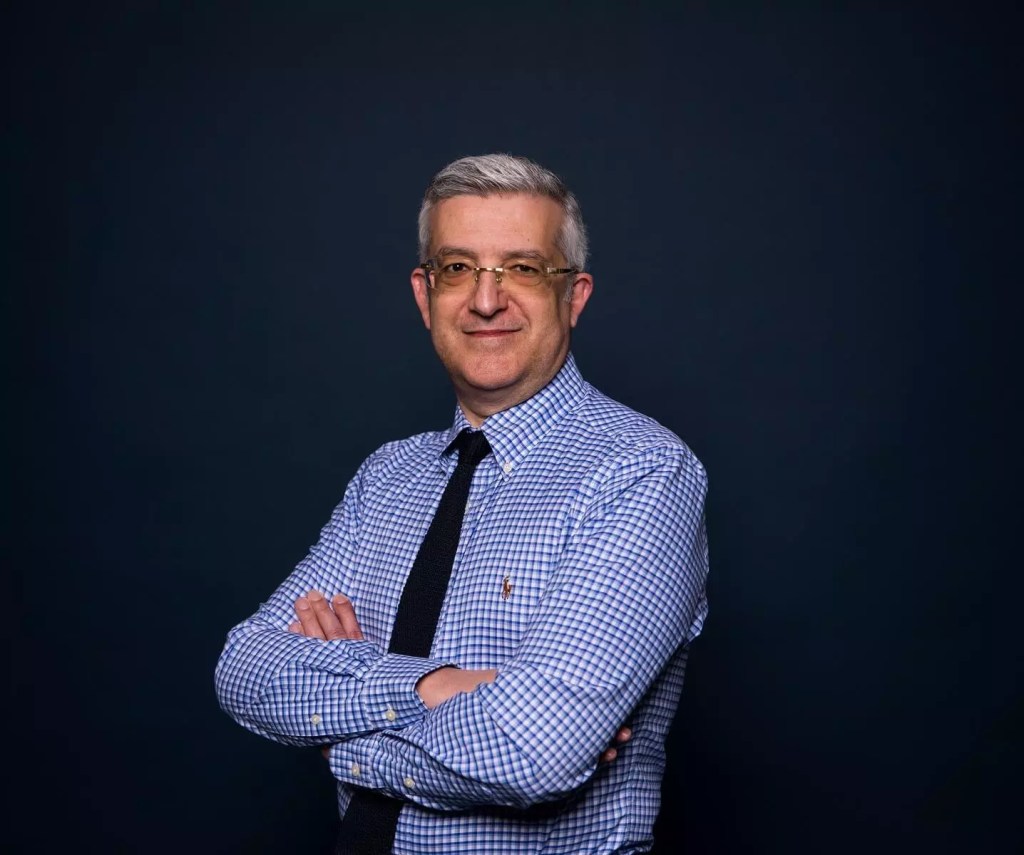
[5,2,1018,853]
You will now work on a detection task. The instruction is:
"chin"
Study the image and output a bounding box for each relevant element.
[457,354,524,389]
[461,369,524,394]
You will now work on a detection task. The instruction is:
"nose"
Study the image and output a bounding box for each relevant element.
[469,268,508,317]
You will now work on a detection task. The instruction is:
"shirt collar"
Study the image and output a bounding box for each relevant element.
[439,353,589,479]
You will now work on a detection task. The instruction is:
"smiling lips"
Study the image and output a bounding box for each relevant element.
[464,328,519,337]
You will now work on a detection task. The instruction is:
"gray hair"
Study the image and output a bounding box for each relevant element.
[417,153,589,271]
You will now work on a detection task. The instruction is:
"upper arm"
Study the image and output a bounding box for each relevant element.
[480,445,709,768]
[326,443,711,809]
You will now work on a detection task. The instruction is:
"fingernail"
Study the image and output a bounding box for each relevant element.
[309,590,323,601]
[297,599,310,611]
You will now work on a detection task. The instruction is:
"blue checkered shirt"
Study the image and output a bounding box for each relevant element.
[216,354,710,854]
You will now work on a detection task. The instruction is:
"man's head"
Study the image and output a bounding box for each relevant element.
[411,154,594,426]
[417,154,589,275]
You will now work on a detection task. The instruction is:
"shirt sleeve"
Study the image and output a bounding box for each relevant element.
[328,445,710,810]
[214,450,454,746]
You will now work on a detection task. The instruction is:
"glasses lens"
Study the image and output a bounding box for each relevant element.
[504,262,543,286]
[436,260,474,288]
[428,258,558,289]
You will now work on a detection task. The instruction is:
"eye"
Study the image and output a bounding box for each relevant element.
[508,263,542,278]
[442,262,471,274]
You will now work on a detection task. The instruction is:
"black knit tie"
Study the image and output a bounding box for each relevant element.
[335,429,491,854]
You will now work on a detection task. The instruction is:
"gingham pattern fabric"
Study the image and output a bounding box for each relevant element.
[216,354,710,854]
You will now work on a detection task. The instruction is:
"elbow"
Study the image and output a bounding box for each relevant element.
[213,619,287,717]
[502,750,595,809]
[214,641,260,718]
[537,758,595,806]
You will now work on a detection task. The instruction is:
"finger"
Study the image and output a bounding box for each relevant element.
[288,620,303,634]
[601,747,617,763]
[616,726,632,744]
[308,590,347,641]
[332,595,364,640]
[295,597,325,640]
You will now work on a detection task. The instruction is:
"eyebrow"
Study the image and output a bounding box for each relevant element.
[433,247,551,263]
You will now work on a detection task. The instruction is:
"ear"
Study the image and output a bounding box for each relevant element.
[566,272,593,328]
[411,266,432,330]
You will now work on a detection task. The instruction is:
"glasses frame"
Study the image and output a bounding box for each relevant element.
[420,259,579,290]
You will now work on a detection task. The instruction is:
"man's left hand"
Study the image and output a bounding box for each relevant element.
[289,590,364,640]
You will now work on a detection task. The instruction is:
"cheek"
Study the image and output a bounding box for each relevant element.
[528,300,571,336]
[428,299,455,331]
[428,307,462,348]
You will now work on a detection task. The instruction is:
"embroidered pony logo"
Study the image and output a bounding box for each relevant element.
[501,575,513,601]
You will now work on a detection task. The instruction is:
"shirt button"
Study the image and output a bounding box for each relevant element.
[403,776,415,789]
[384,708,397,722]
[502,461,513,474]
[310,713,322,725]
[350,763,361,777]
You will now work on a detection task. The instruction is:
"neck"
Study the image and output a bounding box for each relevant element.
[456,392,521,427]
[455,379,546,427]
[454,359,569,427]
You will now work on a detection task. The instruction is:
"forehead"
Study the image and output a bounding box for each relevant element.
[429,193,564,256]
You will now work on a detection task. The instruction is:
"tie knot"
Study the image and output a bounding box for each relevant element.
[450,429,491,469]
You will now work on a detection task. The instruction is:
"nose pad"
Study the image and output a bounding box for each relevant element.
[473,267,503,287]
[470,268,506,314]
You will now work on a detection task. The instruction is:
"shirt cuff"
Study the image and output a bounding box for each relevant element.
[331,733,387,791]
[330,732,426,803]
[358,653,453,730]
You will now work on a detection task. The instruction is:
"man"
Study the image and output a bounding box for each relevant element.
[215,153,710,854]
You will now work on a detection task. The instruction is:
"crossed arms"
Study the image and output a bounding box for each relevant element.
[289,590,628,760]
[214,444,709,811]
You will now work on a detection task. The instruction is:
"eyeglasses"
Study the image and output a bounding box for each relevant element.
[420,258,579,291]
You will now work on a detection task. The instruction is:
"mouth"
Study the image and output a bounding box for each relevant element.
[464,329,518,338]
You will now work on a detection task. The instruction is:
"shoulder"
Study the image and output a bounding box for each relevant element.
[353,429,446,485]
[526,383,708,523]
[567,384,706,482]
